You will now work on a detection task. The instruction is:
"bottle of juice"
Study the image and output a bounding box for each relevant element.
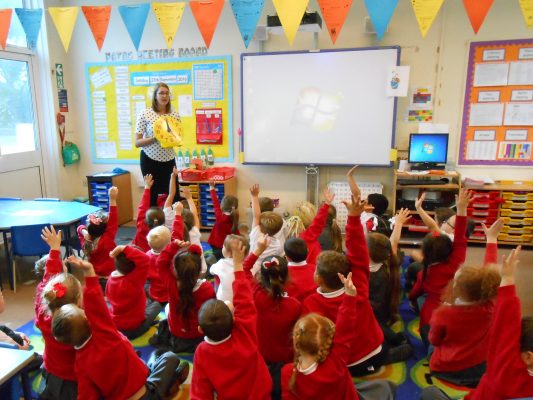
[200,148,207,165]
[177,149,184,170]
[207,146,214,166]
[184,149,191,167]
[192,148,198,163]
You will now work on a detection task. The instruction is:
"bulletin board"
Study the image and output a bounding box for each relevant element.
[85,56,233,164]
[459,39,533,166]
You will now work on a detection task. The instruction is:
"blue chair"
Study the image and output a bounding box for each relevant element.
[9,224,50,292]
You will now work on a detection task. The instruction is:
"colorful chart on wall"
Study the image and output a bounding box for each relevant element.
[459,39,533,166]
[85,56,233,164]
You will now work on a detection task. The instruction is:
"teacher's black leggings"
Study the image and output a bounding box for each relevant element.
[140,150,180,207]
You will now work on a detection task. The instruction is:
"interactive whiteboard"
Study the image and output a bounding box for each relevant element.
[241,47,400,166]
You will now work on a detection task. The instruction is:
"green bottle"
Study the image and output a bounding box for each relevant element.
[177,149,184,170]
[200,148,207,165]
[207,146,214,166]
[184,149,191,167]
[191,149,198,168]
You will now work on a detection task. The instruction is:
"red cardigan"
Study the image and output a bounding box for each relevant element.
[285,261,317,303]
[207,189,238,248]
[190,272,272,400]
[300,203,329,265]
[75,276,148,400]
[409,215,468,327]
[131,187,151,252]
[429,243,498,372]
[281,294,359,400]
[77,205,118,277]
[34,249,77,382]
[465,285,533,400]
[244,253,302,363]
[105,246,150,330]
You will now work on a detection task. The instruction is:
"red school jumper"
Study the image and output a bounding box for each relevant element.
[285,261,317,303]
[244,253,302,363]
[105,246,150,331]
[35,249,77,382]
[303,215,384,365]
[75,276,148,400]
[190,272,272,400]
[281,294,359,400]
[207,189,239,249]
[131,187,151,252]
[300,202,329,265]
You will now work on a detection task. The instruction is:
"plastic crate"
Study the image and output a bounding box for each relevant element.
[501,225,533,235]
[469,232,486,241]
[471,216,497,225]
[502,200,533,210]
[498,233,533,243]
[470,191,500,200]
[205,167,235,181]
[471,199,501,209]
[501,217,533,226]
[499,209,533,218]
[467,208,499,217]
[181,169,207,181]
[502,192,533,201]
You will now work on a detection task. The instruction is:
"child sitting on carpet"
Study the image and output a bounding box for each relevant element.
[317,203,343,253]
[146,224,172,307]
[180,186,208,275]
[283,237,317,302]
[52,256,188,400]
[190,239,272,400]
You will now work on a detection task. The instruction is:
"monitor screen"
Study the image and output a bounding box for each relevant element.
[408,133,449,164]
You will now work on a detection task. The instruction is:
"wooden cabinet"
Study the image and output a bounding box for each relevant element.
[86,171,133,225]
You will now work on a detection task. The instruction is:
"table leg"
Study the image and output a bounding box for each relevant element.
[2,232,12,291]
[20,371,31,400]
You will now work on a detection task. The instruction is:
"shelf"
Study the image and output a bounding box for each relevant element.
[396,184,460,190]
[468,238,533,247]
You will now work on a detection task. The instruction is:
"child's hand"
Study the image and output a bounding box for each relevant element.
[342,195,367,217]
[172,201,184,215]
[109,245,126,258]
[500,246,521,286]
[249,184,260,197]
[230,239,245,271]
[323,187,335,205]
[109,186,118,200]
[16,332,30,350]
[41,225,62,251]
[455,188,473,215]
[172,167,179,177]
[415,192,426,210]
[338,272,357,297]
[181,187,192,200]
[255,234,270,256]
[395,208,411,226]
[67,255,96,277]
[482,218,504,243]
[346,165,361,198]
[144,174,154,189]
[209,179,216,190]
[176,239,190,248]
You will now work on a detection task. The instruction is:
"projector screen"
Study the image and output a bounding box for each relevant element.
[241,47,400,166]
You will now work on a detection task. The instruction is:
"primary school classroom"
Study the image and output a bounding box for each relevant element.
[1,0,533,399]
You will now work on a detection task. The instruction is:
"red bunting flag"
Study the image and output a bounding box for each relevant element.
[189,0,225,48]
[81,5,112,51]
[462,0,494,34]
[0,9,13,49]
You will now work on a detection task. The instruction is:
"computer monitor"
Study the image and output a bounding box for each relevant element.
[408,133,449,170]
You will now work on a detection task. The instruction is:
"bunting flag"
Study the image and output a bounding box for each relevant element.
[230,0,265,48]
[81,6,111,51]
[410,0,444,38]
[0,9,12,49]
[15,8,43,50]
[152,2,185,49]
[189,0,225,48]
[364,0,398,40]
[519,0,533,27]
[272,0,310,45]
[118,3,150,50]
[463,0,494,34]
[48,7,79,52]
[317,0,353,44]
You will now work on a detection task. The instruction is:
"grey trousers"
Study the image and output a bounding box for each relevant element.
[356,380,397,400]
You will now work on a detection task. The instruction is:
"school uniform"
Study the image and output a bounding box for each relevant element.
[285,260,317,303]
[210,258,236,302]
[131,187,151,252]
[190,271,272,400]
[207,189,238,259]
[249,225,285,275]
[281,294,359,400]
[300,202,330,265]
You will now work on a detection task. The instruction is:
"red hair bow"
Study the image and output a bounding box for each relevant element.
[431,231,441,238]
[188,244,202,255]
[53,282,67,299]
[88,214,102,225]
[263,258,279,269]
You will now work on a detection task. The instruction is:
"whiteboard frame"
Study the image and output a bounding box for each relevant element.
[240,46,400,166]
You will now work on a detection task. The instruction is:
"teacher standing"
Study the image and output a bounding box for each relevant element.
[135,82,181,206]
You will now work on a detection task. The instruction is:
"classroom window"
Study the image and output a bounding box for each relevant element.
[3,0,26,48]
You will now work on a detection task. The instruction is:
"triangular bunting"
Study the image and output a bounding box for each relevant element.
[410,0,444,38]
[230,0,265,48]
[118,3,150,51]
[519,0,533,27]
[152,2,185,49]
[15,8,43,50]
[317,0,353,44]
[189,0,225,48]
[364,0,398,40]
[463,0,494,34]
[0,9,13,49]
[81,6,111,51]
[48,7,79,52]
[272,0,310,45]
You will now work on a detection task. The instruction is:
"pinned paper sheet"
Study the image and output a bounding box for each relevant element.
[152,2,185,49]
[410,0,444,38]
[419,123,449,133]
[386,66,409,97]
[272,0,309,45]
[48,7,79,52]
[389,148,398,161]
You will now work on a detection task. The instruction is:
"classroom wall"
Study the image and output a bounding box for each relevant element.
[42,0,533,221]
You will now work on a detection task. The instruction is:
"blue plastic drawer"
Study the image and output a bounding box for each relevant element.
[90,182,111,190]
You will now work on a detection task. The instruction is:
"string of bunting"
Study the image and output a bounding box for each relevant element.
[0,0,532,52]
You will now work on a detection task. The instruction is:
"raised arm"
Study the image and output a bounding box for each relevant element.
[171,202,185,241]
[482,218,503,265]
[35,226,63,314]
[250,184,261,228]
[209,180,223,221]
[300,187,334,243]
[109,245,150,284]
[164,167,179,210]
[447,189,472,267]
[330,273,358,363]
[103,187,119,240]
[415,192,440,232]
[182,187,200,228]
[390,208,410,255]
[137,175,153,229]
[346,165,361,199]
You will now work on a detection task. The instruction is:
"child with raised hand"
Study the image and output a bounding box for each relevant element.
[191,238,272,400]
[244,234,302,400]
[207,178,239,260]
[180,186,208,275]
[36,225,81,399]
[106,244,159,340]
[77,186,119,283]
[53,256,188,400]
[427,219,504,387]
[163,167,181,233]
[318,203,343,252]
[283,237,317,302]
[409,188,473,347]
[132,174,165,252]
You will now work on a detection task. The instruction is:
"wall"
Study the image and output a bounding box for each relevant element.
[42,0,533,221]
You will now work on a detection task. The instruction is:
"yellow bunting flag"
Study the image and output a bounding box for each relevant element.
[411,0,444,38]
[152,2,185,48]
[189,0,225,48]
[272,0,310,45]
[48,7,79,52]
[0,9,13,49]
[519,0,533,27]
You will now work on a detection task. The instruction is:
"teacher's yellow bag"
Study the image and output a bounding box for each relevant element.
[153,115,183,148]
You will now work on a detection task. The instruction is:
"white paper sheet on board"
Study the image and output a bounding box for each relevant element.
[90,68,113,89]
[466,140,498,160]
[503,103,533,126]
[469,103,504,126]
[473,63,509,87]
[508,61,533,85]
[95,142,117,159]
[178,95,193,117]
[386,66,410,97]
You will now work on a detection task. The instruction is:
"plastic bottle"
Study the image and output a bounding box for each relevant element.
[207,146,214,166]
[200,148,207,165]
[177,149,184,170]
[184,149,191,167]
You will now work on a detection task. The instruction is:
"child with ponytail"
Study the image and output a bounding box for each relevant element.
[318,204,343,253]
[207,179,239,260]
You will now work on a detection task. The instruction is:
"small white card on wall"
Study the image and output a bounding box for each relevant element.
[386,66,410,97]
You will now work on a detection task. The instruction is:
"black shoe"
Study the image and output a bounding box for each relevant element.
[386,343,414,364]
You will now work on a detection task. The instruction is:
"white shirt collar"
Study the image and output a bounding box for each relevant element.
[75,334,92,350]
[149,249,161,255]
[297,361,318,375]
[369,262,383,273]
[454,298,476,306]
[204,334,232,345]
[317,286,345,298]
[288,261,308,267]
[193,279,205,292]
[111,271,124,277]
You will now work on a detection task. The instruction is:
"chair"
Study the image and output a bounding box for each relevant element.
[0,198,22,290]
[9,224,50,292]
[33,198,60,201]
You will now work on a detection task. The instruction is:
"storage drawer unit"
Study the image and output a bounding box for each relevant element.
[86,171,133,225]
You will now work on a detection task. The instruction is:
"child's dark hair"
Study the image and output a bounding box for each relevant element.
[198,299,233,341]
[174,249,202,327]
[316,251,350,290]
[223,234,250,255]
[115,252,135,275]
[259,212,284,236]
[42,273,82,313]
[284,238,308,263]
[51,304,91,346]
[220,195,239,234]
[260,256,288,301]
[421,232,453,280]
[145,207,165,229]
[466,218,476,239]
[259,197,274,212]
[443,264,500,304]
[521,316,533,353]
[367,232,401,323]
[87,211,108,238]
[435,207,455,226]
[325,204,343,253]
[367,193,389,216]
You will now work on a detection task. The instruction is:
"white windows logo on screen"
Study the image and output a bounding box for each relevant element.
[291,87,343,132]
[423,143,434,155]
